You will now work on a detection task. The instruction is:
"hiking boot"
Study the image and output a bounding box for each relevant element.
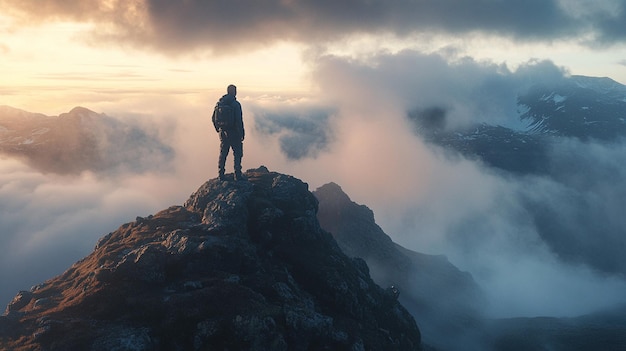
[219,173,227,181]
[234,172,246,181]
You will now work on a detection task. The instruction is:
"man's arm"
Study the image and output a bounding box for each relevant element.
[236,102,245,140]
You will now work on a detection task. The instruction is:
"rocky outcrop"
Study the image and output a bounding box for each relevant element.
[314,182,485,349]
[0,166,421,351]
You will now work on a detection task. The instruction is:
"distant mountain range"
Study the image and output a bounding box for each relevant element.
[409,75,626,176]
[408,75,626,277]
[518,76,626,140]
[0,106,174,175]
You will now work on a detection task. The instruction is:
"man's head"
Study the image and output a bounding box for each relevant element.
[227,84,237,96]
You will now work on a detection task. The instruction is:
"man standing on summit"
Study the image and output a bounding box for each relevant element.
[212,84,245,181]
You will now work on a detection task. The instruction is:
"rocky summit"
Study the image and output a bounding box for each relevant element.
[0,166,421,351]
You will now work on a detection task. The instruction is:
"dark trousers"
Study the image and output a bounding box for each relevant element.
[218,131,243,175]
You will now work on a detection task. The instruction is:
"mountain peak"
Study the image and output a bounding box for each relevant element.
[60,106,102,122]
[314,182,352,205]
[1,166,421,350]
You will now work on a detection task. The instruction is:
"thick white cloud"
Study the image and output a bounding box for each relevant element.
[300,50,626,317]
[0,160,167,304]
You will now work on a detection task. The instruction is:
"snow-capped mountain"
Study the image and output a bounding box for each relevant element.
[409,75,626,175]
[0,106,174,175]
[518,75,626,139]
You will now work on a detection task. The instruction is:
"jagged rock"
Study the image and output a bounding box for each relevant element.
[4,291,33,315]
[0,166,421,351]
[314,182,485,349]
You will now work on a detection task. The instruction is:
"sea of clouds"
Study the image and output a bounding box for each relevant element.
[2,52,626,322]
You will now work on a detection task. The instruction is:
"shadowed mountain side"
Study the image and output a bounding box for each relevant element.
[0,166,421,351]
[0,105,174,175]
[314,182,485,349]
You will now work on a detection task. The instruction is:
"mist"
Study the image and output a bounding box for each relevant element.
[253,50,626,319]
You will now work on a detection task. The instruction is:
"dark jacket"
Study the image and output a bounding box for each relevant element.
[212,94,244,139]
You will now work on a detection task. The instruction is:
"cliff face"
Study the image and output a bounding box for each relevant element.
[0,166,421,351]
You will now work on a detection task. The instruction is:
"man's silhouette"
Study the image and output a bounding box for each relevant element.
[212,84,245,181]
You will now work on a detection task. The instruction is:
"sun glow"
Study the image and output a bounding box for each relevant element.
[1,16,310,114]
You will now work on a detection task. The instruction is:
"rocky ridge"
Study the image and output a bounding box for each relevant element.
[0,166,421,351]
[314,183,484,350]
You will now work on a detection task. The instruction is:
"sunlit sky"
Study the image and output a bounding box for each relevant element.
[1,18,310,113]
[2,0,626,115]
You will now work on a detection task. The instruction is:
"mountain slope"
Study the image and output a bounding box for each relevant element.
[0,167,421,351]
[0,105,174,174]
[314,182,485,350]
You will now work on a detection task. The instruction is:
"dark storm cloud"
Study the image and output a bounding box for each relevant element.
[3,0,626,53]
[591,8,626,45]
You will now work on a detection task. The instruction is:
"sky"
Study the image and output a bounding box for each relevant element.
[2,0,626,321]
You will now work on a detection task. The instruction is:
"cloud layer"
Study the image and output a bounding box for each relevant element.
[253,50,626,317]
[3,0,626,53]
[0,160,170,306]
